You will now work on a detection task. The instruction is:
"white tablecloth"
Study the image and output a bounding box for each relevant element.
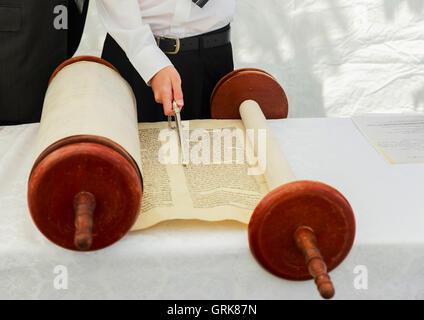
[0,118,423,300]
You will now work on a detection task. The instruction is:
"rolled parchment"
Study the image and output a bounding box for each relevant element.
[240,99,295,190]
[28,57,143,251]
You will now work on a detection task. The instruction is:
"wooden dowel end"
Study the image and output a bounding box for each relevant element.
[73,191,96,251]
[294,226,335,299]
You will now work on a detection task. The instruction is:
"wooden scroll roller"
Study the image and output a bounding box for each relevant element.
[211,69,356,299]
[210,68,289,119]
[27,56,143,251]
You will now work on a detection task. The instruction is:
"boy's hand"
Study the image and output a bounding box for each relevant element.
[150,66,184,116]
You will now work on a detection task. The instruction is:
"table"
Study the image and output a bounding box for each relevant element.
[1,118,423,299]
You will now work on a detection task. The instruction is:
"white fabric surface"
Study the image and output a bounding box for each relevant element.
[77,0,424,117]
[0,118,423,299]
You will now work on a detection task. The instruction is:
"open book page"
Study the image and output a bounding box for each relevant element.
[131,119,269,230]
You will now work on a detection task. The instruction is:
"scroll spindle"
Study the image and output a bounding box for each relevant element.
[213,70,356,299]
[294,226,335,299]
[73,191,96,251]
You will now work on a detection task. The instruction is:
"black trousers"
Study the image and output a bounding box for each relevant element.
[0,0,89,126]
[101,26,234,122]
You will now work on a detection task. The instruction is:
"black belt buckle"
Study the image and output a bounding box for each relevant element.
[192,0,209,8]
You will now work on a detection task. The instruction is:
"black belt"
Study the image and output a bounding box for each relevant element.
[155,26,231,55]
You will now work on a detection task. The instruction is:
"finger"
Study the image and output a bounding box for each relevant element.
[162,90,173,116]
[171,76,184,109]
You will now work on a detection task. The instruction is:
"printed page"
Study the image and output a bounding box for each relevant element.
[352,114,424,164]
[131,119,268,230]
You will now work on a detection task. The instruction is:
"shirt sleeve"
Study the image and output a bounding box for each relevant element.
[96,0,172,84]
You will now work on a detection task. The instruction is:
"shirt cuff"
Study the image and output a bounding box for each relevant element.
[129,45,173,85]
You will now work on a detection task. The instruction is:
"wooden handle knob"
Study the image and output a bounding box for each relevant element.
[73,192,96,251]
[294,226,335,299]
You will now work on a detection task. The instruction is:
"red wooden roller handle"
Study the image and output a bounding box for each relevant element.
[73,192,96,251]
[294,226,335,299]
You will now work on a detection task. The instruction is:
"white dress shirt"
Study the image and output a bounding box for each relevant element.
[97,0,236,84]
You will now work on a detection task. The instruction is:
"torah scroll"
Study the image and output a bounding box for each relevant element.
[133,101,295,230]
[28,57,143,251]
[28,56,297,241]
